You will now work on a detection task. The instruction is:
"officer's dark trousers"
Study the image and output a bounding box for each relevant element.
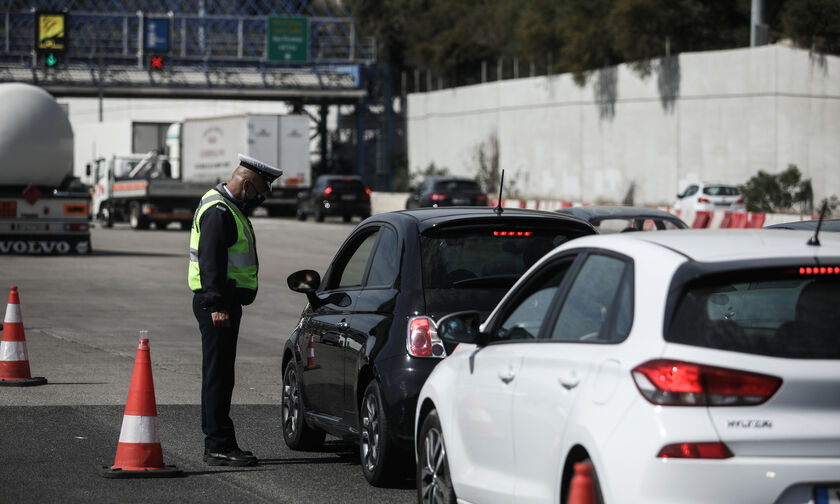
[193,295,243,453]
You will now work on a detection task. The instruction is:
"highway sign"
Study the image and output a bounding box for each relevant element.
[145,17,170,52]
[266,16,309,63]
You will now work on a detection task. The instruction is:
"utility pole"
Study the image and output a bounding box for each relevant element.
[751,0,768,47]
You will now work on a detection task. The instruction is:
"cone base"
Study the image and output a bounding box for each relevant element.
[0,376,47,387]
[97,464,183,479]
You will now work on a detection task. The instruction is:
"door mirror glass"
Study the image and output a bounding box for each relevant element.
[287,269,320,293]
[436,311,482,344]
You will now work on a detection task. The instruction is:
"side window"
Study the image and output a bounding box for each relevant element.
[333,230,379,289]
[495,259,575,341]
[550,254,632,342]
[366,227,400,287]
[684,185,699,197]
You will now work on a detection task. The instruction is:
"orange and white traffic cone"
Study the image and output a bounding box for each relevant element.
[99,334,182,478]
[0,286,47,387]
[567,461,597,504]
[307,337,316,368]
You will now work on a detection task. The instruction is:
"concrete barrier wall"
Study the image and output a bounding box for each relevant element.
[408,45,840,207]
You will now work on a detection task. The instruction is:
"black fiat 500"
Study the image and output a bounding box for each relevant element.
[281,207,595,486]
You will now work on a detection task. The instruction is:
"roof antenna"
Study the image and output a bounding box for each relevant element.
[493,169,505,216]
[807,199,829,247]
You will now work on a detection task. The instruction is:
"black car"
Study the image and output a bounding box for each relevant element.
[281,207,595,486]
[297,175,372,222]
[556,205,687,233]
[405,176,488,209]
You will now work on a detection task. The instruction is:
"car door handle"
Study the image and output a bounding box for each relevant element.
[558,371,580,390]
[336,321,349,330]
[498,368,516,384]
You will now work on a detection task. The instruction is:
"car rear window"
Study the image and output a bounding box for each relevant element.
[328,178,366,192]
[702,185,740,196]
[666,267,840,359]
[420,225,582,317]
[433,180,481,192]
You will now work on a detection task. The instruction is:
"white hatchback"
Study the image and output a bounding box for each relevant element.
[674,182,745,212]
[415,229,840,504]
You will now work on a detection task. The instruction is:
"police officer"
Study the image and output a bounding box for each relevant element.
[188,154,281,466]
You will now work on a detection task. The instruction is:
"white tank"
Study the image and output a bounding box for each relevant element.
[0,83,73,187]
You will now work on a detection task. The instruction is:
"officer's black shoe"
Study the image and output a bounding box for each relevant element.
[203,448,258,467]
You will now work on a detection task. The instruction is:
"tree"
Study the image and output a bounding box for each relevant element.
[740,164,813,214]
[781,0,840,54]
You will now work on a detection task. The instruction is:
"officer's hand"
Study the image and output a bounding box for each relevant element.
[211,311,231,328]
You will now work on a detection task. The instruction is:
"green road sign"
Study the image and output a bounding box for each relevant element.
[266,16,309,63]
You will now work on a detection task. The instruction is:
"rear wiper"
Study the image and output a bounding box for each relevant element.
[452,275,519,289]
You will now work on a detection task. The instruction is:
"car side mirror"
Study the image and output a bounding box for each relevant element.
[287,269,320,293]
[436,310,487,345]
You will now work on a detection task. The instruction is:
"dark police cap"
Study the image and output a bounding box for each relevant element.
[238,154,283,184]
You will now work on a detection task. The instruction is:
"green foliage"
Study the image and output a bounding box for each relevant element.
[398,163,450,191]
[740,164,814,214]
[781,0,840,54]
[347,0,839,88]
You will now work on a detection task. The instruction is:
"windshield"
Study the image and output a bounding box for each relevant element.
[433,180,481,193]
[667,267,840,359]
[420,225,581,317]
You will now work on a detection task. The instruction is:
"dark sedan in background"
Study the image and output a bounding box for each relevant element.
[405,176,488,209]
[280,207,595,486]
[296,175,372,222]
[556,205,687,233]
[764,218,840,232]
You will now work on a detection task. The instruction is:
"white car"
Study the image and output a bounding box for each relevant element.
[415,229,840,504]
[674,182,744,212]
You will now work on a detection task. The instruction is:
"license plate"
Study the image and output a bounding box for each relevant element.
[816,487,840,504]
[13,223,48,232]
[341,195,357,201]
[453,198,469,205]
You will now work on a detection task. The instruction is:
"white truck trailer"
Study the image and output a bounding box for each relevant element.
[168,114,311,216]
[0,83,91,255]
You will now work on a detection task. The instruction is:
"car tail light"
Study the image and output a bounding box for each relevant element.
[657,442,733,459]
[475,194,487,202]
[406,316,447,358]
[493,231,533,237]
[698,197,711,204]
[736,198,744,204]
[364,187,371,199]
[429,193,447,202]
[631,359,781,406]
[323,186,333,197]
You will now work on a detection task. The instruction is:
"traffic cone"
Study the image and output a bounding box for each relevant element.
[307,337,316,368]
[0,286,47,387]
[567,462,597,504]
[99,335,182,478]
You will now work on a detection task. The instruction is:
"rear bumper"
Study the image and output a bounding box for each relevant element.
[376,355,442,451]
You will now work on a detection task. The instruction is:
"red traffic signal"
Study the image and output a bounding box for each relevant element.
[149,55,164,70]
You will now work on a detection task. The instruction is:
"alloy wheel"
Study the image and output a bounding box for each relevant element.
[420,426,448,504]
[360,393,380,472]
[282,365,300,438]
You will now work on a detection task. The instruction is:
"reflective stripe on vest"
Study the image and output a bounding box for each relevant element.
[188,189,258,292]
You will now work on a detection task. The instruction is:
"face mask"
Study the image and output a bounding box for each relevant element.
[243,182,266,211]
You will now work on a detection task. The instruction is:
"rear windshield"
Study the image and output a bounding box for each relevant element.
[667,267,840,359]
[702,185,740,196]
[420,225,582,317]
[595,217,683,233]
[433,180,481,193]
[327,179,365,192]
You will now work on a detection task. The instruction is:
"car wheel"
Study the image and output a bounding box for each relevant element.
[282,361,326,450]
[342,214,352,223]
[360,380,405,486]
[315,208,325,222]
[417,409,456,504]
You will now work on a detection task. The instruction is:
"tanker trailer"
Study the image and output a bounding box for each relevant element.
[0,83,91,254]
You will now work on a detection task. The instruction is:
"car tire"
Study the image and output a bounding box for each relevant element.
[315,208,325,223]
[417,409,457,504]
[282,361,326,450]
[342,214,352,223]
[360,380,407,486]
